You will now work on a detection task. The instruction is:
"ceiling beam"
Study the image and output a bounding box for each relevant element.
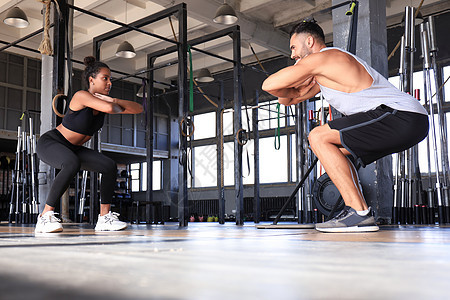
[148,0,290,56]
[127,0,147,9]
[273,0,331,28]
[304,0,317,6]
[239,0,279,13]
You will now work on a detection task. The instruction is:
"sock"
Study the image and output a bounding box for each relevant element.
[356,209,369,216]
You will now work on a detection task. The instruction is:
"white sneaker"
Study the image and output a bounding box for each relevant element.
[95,212,127,231]
[35,211,63,233]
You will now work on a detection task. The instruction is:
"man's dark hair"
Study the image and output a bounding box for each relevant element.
[290,20,325,44]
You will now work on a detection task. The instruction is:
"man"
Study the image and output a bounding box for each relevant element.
[262,20,428,233]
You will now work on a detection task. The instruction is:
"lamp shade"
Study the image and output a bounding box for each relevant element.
[414,11,424,25]
[195,68,214,83]
[115,41,136,58]
[213,3,238,25]
[136,86,144,97]
[3,7,29,28]
[401,11,424,26]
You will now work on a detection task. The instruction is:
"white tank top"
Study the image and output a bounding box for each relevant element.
[317,47,427,116]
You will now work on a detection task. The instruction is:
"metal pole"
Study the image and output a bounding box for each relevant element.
[177,4,189,227]
[427,16,450,222]
[232,27,244,225]
[20,131,27,224]
[253,90,261,223]
[29,117,39,222]
[297,103,305,223]
[8,126,22,223]
[420,27,445,224]
[217,81,225,224]
[146,56,155,224]
[68,4,179,46]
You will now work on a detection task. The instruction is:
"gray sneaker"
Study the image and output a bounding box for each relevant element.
[315,206,379,233]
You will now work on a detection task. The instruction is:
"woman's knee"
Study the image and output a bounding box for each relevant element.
[62,159,81,174]
[101,157,117,175]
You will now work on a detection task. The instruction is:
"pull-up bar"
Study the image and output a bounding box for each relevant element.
[67,4,180,46]
[0,25,53,52]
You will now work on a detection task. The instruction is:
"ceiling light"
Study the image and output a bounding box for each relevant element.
[414,11,424,25]
[115,41,136,58]
[136,86,144,97]
[195,68,214,83]
[401,10,424,26]
[213,3,238,25]
[3,7,29,28]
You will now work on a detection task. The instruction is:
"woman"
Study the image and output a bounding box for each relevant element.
[35,56,143,233]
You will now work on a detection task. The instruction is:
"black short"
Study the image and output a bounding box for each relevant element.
[328,105,429,167]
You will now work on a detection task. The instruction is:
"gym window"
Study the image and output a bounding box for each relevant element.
[130,161,162,192]
[388,65,450,173]
[193,112,216,140]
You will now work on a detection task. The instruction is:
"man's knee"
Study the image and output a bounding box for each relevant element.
[308,125,339,149]
[308,126,325,148]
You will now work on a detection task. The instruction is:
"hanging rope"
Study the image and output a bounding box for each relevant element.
[432,75,450,99]
[38,0,53,55]
[249,42,268,75]
[168,16,218,108]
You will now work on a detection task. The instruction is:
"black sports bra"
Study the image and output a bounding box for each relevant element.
[62,106,105,136]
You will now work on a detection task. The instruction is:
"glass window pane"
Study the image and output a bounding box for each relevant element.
[136,131,146,148]
[153,160,161,190]
[241,107,252,131]
[223,142,234,186]
[444,66,450,102]
[291,135,297,182]
[131,170,139,178]
[131,179,139,192]
[242,140,254,185]
[7,88,22,110]
[223,111,233,136]
[194,145,217,187]
[0,61,6,82]
[194,112,216,139]
[122,114,133,128]
[157,117,168,134]
[110,127,121,144]
[0,86,5,107]
[260,136,288,183]
[142,162,147,191]
[8,64,23,86]
[110,114,121,126]
[258,101,285,130]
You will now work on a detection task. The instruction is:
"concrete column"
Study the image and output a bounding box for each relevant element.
[38,55,54,213]
[332,0,392,222]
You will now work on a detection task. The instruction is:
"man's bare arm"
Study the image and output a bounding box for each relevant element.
[262,53,322,93]
[278,83,320,106]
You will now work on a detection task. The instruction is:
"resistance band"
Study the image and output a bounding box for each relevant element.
[274,103,281,150]
[187,45,194,112]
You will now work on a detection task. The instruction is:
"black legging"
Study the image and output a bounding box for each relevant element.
[36,129,117,207]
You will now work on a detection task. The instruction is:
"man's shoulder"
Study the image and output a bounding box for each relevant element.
[309,48,348,65]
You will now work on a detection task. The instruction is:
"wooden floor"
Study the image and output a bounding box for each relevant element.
[0,222,449,300]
